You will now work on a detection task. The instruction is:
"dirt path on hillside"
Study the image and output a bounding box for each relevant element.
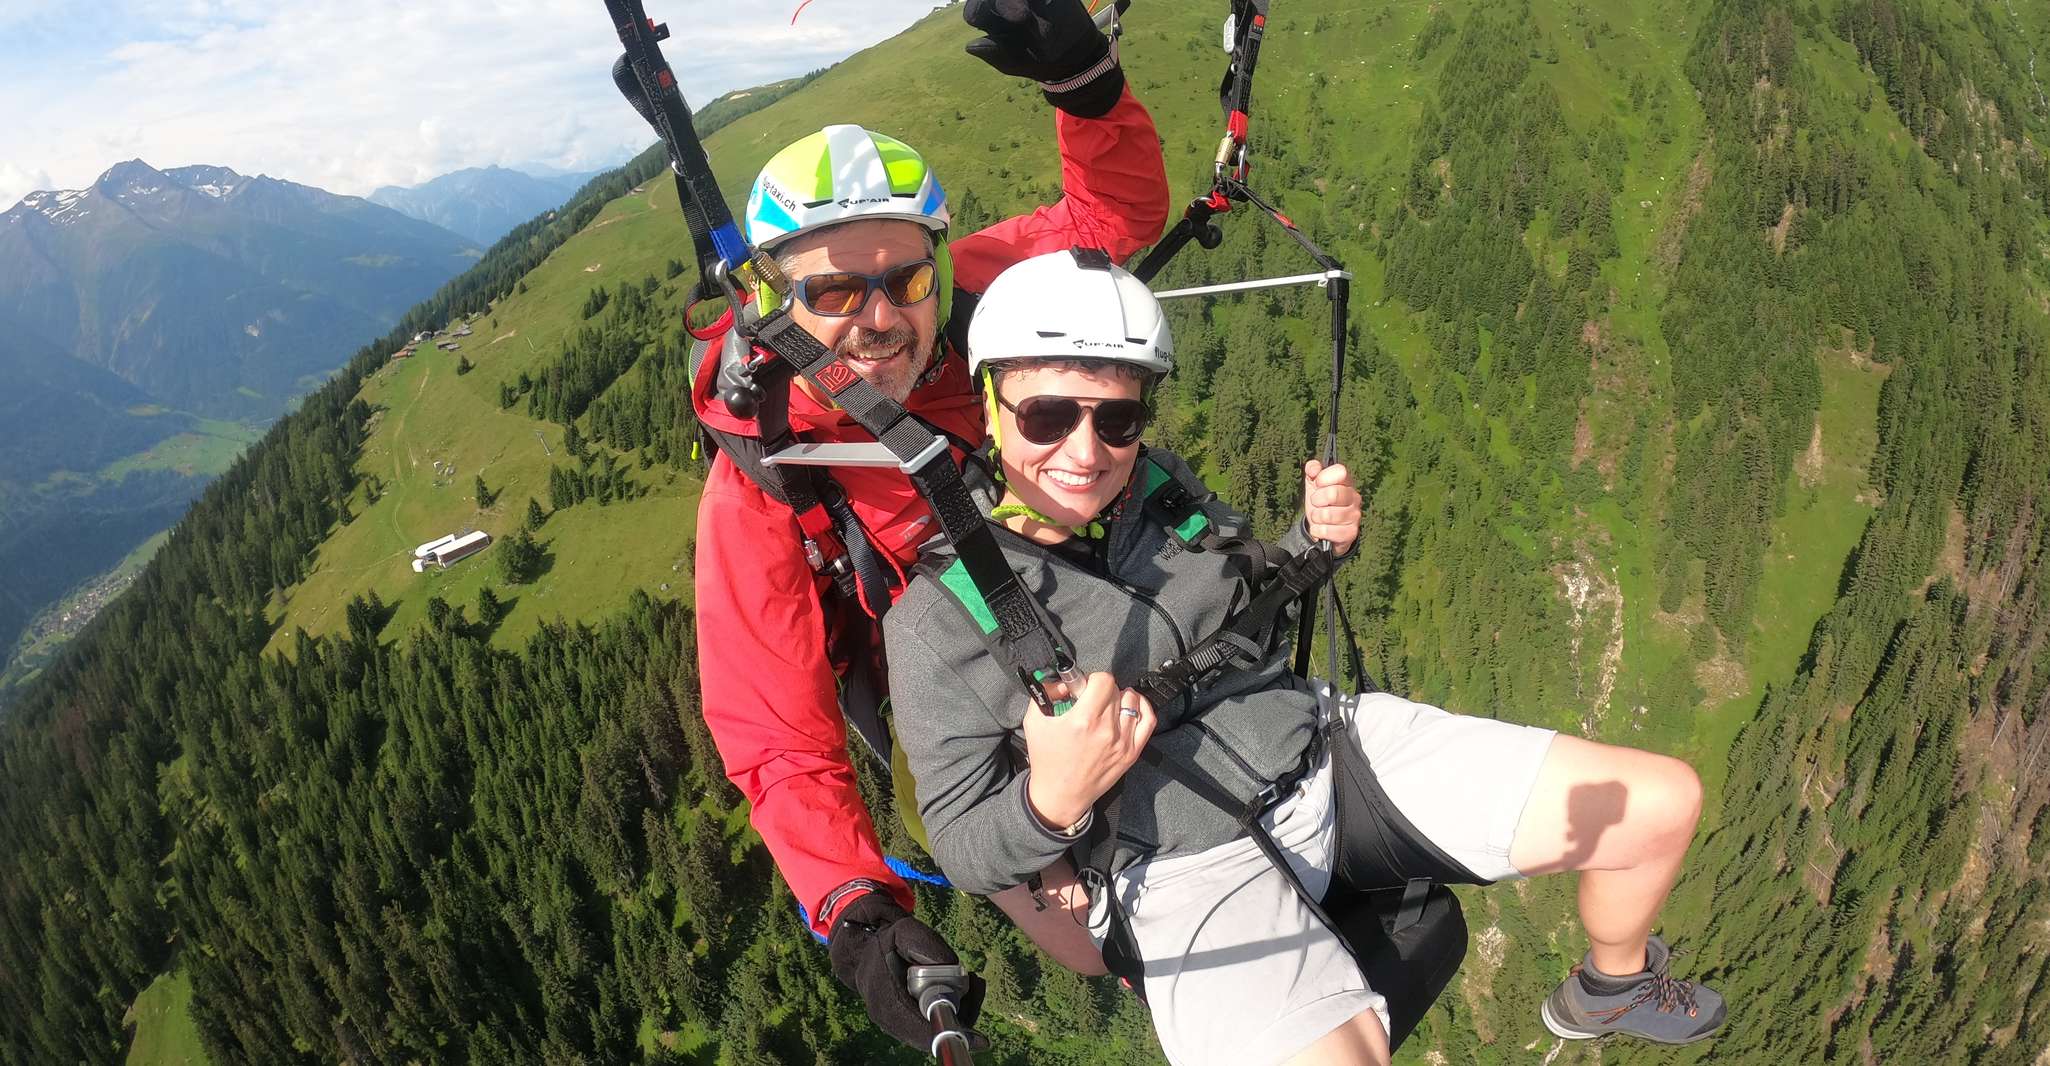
[393,364,431,480]
[386,365,433,546]
[585,188,661,232]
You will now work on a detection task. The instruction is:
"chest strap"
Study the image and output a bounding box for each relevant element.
[1129,546,1330,711]
[747,312,1070,710]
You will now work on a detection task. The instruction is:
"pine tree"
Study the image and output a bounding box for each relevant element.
[524,498,547,532]
[497,529,542,585]
[476,587,504,629]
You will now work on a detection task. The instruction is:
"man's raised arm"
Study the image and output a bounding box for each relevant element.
[952,1,1172,290]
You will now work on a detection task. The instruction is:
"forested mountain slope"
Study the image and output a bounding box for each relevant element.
[2,0,2047,1063]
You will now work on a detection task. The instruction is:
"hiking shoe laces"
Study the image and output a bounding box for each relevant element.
[1539,935,1727,1045]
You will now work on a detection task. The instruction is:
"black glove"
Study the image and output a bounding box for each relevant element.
[827,893,989,1052]
[964,0,1128,118]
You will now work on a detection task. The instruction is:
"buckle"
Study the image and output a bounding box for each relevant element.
[896,433,949,475]
[1070,247,1115,272]
[802,537,851,577]
[1080,866,1114,932]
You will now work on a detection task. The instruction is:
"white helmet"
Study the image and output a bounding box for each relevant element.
[966,248,1174,379]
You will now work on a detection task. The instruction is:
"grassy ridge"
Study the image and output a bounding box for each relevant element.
[263,181,703,651]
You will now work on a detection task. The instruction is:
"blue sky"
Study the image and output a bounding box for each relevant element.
[0,0,957,206]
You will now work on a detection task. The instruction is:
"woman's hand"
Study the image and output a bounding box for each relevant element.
[1303,459,1362,557]
[1021,672,1156,831]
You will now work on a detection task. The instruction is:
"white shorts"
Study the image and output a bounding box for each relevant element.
[1099,691,1558,1066]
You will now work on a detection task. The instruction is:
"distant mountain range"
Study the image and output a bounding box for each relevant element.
[0,159,484,671]
[371,165,602,246]
[0,160,481,420]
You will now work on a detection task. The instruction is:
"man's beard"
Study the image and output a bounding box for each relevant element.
[837,323,936,403]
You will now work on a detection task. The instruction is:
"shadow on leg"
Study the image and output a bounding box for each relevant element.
[1509,735,1703,976]
[989,854,1107,976]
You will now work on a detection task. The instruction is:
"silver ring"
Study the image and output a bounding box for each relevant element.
[1119,705,1142,719]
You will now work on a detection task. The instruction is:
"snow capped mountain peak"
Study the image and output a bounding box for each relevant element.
[96,159,168,192]
[7,187,97,226]
[88,160,189,213]
[0,161,269,225]
[165,164,248,199]
[8,160,265,222]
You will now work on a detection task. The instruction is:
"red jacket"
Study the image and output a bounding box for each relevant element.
[692,86,1169,935]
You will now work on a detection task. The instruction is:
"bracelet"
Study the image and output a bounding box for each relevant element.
[1038,805,1093,840]
[1022,770,1094,839]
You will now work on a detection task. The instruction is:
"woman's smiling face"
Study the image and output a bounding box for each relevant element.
[992,364,1146,532]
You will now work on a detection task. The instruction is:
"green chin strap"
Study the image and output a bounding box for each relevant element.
[990,499,1107,541]
[752,233,955,327]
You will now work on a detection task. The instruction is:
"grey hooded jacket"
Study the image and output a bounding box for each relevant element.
[884,447,1323,896]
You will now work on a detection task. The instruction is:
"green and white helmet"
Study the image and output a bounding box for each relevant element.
[744,124,951,253]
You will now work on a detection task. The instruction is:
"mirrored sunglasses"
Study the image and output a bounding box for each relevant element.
[795,258,938,317]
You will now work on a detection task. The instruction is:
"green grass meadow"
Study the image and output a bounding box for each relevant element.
[123,970,205,1066]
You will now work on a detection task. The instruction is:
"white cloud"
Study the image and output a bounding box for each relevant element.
[0,163,54,204]
[0,0,958,207]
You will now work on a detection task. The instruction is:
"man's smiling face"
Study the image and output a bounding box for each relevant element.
[777,218,941,404]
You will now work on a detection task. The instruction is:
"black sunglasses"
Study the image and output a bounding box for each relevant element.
[794,258,938,317]
[995,392,1151,448]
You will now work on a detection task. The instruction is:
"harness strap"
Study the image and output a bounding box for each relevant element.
[1130,547,1331,711]
[1092,683,1335,990]
[605,0,768,301]
[742,349,904,615]
[1394,877,1433,934]
[749,312,1071,704]
[1217,0,1270,182]
[822,482,899,619]
[790,500,835,542]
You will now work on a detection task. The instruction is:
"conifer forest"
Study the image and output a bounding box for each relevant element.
[3,0,2048,1063]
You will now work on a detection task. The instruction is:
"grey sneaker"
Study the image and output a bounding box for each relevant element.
[1540,936,1726,1045]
